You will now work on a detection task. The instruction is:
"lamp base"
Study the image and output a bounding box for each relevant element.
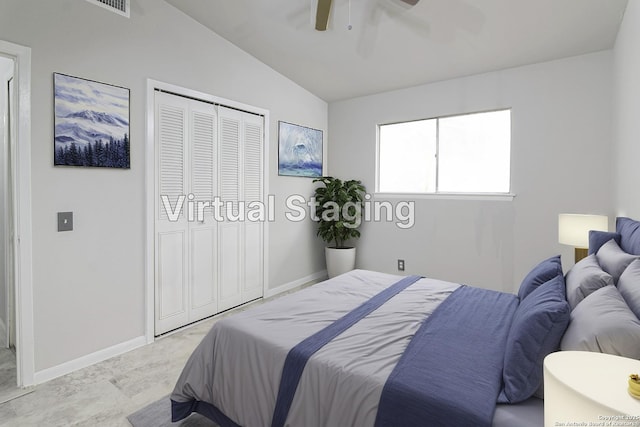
[574,248,588,263]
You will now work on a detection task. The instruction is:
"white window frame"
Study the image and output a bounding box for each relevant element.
[375,108,515,201]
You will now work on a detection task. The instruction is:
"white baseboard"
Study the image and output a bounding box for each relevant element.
[265,270,327,299]
[32,271,327,385]
[33,335,147,384]
[0,317,6,348]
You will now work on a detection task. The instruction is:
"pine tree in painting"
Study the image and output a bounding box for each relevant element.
[85,143,94,167]
[55,134,130,168]
[67,142,80,166]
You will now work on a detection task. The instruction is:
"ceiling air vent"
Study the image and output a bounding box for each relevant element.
[86,0,130,18]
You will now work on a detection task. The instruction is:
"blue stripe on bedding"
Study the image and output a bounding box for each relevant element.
[270,275,423,427]
[375,285,518,427]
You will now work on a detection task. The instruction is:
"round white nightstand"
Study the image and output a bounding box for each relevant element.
[544,351,640,426]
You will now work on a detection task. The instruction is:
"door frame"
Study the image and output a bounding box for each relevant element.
[145,79,269,342]
[0,57,10,349]
[0,40,34,387]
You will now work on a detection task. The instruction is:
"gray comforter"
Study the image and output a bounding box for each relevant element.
[171,269,458,427]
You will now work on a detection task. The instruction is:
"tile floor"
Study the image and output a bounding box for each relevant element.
[0,316,215,427]
[0,348,17,399]
[0,287,308,427]
[0,348,16,393]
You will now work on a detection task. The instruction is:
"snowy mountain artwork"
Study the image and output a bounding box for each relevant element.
[54,73,130,168]
[278,121,323,177]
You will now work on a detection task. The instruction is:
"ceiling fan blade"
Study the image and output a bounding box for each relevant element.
[315,0,332,31]
[399,0,419,5]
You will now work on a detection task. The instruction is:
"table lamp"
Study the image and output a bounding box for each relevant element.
[558,214,608,263]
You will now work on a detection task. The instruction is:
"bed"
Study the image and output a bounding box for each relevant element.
[171,216,640,427]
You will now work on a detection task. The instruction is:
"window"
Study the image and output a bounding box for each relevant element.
[378,109,511,195]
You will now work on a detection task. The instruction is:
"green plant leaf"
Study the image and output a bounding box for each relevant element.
[312,176,366,247]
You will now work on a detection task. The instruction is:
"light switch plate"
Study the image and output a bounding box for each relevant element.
[58,212,73,232]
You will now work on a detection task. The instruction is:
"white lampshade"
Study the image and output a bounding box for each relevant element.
[558,214,608,248]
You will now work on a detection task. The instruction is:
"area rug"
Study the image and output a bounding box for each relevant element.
[127,396,217,427]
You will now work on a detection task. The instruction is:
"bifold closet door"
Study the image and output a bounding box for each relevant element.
[242,112,264,302]
[187,100,219,322]
[218,107,243,311]
[218,106,264,311]
[154,91,218,335]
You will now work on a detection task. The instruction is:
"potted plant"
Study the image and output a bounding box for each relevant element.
[312,176,366,278]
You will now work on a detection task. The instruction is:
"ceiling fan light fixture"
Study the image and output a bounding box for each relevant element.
[315,0,419,32]
[315,0,332,31]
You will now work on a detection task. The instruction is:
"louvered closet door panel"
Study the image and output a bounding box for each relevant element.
[243,117,262,205]
[243,114,264,301]
[217,106,242,310]
[154,92,189,335]
[188,101,218,321]
[157,100,187,222]
[219,107,241,218]
[156,231,187,331]
[218,223,242,311]
[243,222,263,301]
[191,107,216,213]
[190,227,216,317]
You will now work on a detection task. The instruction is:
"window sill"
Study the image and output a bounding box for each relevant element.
[373,192,516,201]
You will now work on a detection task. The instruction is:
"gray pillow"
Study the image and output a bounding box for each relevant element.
[560,285,640,359]
[595,239,639,284]
[618,258,640,320]
[564,255,614,310]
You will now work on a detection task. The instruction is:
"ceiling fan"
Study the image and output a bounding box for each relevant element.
[315,0,420,31]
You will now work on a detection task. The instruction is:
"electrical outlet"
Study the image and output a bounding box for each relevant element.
[397,259,405,271]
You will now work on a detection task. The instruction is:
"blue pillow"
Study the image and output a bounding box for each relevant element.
[499,275,570,404]
[588,231,621,255]
[517,255,562,300]
[617,217,640,255]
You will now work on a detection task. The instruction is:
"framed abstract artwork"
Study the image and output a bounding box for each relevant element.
[54,73,130,168]
[278,121,323,177]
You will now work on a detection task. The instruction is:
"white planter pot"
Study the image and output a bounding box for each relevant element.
[325,247,356,279]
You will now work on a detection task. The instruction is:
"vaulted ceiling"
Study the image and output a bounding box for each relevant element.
[166,0,629,102]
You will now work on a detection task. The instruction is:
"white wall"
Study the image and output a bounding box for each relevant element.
[0,56,12,346]
[329,52,613,292]
[0,0,327,373]
[613,0,640,218]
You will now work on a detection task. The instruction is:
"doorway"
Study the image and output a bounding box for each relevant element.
[0,39,34,389]
[0,54,17,399]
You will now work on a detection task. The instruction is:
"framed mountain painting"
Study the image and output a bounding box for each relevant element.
[54,73,130,168]
[278,121,323,177]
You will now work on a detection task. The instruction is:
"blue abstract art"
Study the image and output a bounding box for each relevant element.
[278,121,323,177]
[54,73,130,168]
